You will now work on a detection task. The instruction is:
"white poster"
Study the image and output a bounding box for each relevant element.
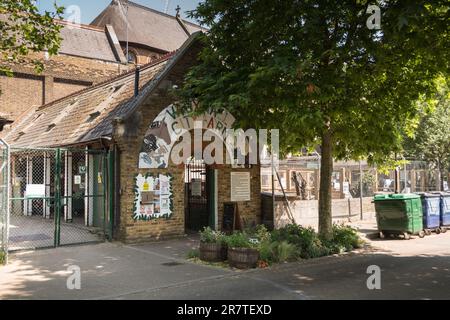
[191,179,202,197]
[231,172,251,202]
[133,173,173,220]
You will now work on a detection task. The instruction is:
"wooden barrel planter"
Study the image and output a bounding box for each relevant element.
[199,242,227,262]
[228,247,259,269]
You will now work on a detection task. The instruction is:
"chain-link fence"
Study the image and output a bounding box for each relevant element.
[8,147,109,251]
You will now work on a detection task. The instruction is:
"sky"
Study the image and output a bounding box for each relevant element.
[37,0,203,24]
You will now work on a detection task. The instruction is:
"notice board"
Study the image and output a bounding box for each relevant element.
[230,172,251,202]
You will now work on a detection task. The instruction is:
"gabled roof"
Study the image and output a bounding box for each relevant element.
[57,21,122,62]
[4,33,202,148]
[91,0,206,53]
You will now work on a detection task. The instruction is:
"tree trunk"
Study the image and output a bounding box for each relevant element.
[319,128,333,239]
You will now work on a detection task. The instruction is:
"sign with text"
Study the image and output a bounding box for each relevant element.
[231,172,251,202]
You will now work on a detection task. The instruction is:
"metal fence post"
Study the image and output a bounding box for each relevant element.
[108,149,115,240]
[54,148,62,247]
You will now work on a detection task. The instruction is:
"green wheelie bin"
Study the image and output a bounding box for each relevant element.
[374,194,425,240]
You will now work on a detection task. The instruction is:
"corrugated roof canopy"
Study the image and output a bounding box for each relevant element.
[91,0,206,52]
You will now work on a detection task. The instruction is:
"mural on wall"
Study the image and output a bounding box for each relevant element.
[133,173,173,221]
[139,104,235,169]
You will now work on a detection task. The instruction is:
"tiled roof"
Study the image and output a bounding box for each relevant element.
[91,0,206,53]
[4,32,202,148]
[3,54,173,148]
[58,21,120,62]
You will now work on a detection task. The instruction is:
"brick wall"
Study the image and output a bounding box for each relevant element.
[112,46,261,242]
[0,73,44,119]
[0,52,125,122]
[126,45,165,66]
[217,165,261,230]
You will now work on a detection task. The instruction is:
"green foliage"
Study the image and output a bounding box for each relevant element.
[244,224,271,243]
[323,224,364,254]
[271,224,329,259]
[179,0,449,237]
[199,227,226,244]
[258,240,298,264]
[403,78,450,178]
[0,250,5,265]
[182,0,448,160]
[186,248,199,259]
[0,0,64,76]
[224,232,257,249]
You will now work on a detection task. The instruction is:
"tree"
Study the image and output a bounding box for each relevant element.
[178,0,449,238]
[404,78,450,190]
[0,0,64,77]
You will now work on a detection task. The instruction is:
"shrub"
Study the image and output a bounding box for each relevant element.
[259,240,298,263]
[325,224,363,253]
[225,232,257,249]
[271,224,329,259]
[199,227,226,244]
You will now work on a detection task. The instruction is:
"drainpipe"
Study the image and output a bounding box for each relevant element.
[134,66,140,97]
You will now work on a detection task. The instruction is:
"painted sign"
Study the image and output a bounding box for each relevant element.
[133,173,173,221]
[74,175,81,185]
[230,172,251,202]
[139,104,235,169]
[25,184,46,198]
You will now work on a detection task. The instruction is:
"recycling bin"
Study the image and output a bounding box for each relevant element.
[374,194,425,240]
[417,193,441,235]
[438,192,450,232]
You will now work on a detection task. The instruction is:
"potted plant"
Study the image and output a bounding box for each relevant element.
[199,227,227,262]
[225,232,259,269]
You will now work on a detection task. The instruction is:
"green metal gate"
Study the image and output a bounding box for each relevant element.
[0,139,10,263]
[8,147,112,251]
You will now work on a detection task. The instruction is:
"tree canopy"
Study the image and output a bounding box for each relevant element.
[179,0,449,237]
[404,77,450,188]
[0,0,64,76]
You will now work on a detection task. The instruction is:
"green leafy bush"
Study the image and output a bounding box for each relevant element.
[199,227,226,244]
[271,224,329,259]
[324,224,363,253]
[225,232,257,248]
[259,240,298,263]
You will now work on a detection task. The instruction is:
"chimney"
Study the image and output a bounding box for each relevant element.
[134,66,140,97]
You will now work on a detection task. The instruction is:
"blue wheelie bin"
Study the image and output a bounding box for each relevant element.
[417,193,441,235]
[439,192,450,232]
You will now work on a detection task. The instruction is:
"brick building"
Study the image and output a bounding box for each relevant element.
[0,21,128,126]
[91,0,206,65]
[3,34,261,247]
[0,0,206,129]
